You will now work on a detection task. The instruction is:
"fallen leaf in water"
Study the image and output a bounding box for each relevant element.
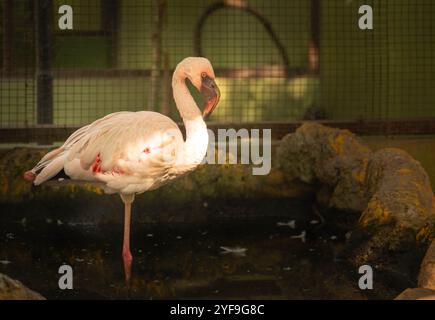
[220,246,247,256]
[291,230,306,243]
[277,220,296,229]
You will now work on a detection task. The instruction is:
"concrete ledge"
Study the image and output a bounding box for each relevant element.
[0,147,313,224]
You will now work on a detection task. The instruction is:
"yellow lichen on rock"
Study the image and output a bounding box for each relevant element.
[362,148,434,238]
[331,132,347,154]
[360,197,392,226]
[278,122,372,212]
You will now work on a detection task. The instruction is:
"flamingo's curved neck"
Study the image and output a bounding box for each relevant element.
[172,69,208,169]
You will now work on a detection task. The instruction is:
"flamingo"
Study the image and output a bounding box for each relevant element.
[23,57,221,283]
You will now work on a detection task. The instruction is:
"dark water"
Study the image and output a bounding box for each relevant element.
[0,200,403,300]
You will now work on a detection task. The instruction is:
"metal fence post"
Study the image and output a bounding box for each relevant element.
[2,0,14,74]
[309,0,320,74]
[35,0,53,125]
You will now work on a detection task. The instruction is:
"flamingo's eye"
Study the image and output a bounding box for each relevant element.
[201,72,207,78]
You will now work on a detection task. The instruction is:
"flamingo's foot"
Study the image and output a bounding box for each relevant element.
[24,171,35,182]
[122,249,133,285]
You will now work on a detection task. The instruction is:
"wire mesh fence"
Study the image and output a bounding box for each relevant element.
[1,0,36,127]
[1,0,435,142]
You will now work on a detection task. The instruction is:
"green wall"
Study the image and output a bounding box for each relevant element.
[1,0,434,126]
[321,0,435,120]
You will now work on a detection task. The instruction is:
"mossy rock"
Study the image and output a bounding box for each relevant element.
[0,273,45,300]
[278,122,372,212]
[0,147,311,223]
[278,123,435,274]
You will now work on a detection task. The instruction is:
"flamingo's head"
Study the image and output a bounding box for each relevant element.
[176,57,221,119]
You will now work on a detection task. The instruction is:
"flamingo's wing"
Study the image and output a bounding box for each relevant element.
[29,111,130,185]
[32,111,184,194]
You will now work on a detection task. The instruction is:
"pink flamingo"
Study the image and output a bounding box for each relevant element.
[24,57,220,283]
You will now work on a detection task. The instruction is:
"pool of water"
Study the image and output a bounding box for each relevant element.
[0,199,406,299]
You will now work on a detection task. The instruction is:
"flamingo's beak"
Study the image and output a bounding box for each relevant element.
[201,76,220,119]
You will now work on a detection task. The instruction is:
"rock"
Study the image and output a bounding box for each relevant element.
[278,123,435,275]
[278,122,372,212]
[0,273,45,300]
[395,288,435,300]
[361,148,434,234]
[418,240,435,290]
[351,149,435,267]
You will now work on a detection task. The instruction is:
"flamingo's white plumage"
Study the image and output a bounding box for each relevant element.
[24,57,221,282]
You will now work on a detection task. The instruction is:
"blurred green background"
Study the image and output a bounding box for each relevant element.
[1,0,434,126]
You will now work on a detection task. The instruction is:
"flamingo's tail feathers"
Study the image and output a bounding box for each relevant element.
[24,147,67,185]
[34,155,66,185]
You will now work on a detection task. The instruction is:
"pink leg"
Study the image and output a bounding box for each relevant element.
[121,194,135,284]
